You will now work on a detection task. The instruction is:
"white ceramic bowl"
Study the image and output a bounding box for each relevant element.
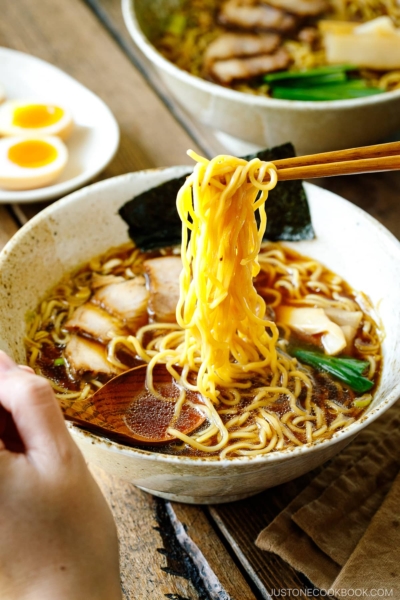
[122,0,400,155]
[1,169,400,504]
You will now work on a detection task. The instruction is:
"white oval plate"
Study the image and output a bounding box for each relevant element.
[0,48,120,203]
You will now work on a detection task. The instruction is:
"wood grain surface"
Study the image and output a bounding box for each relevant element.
[208,475,323,598]
[0,208,18,250]
[171,502,258,599]
[92,466,209,600]
[90,465,264,600]
[86,0,227,159]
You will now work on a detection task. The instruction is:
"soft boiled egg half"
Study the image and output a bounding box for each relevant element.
[0,136,68,190]
[0,100,73,140]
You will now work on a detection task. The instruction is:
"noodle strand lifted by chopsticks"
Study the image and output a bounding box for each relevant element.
[175,151,279,400]
[140,152,301,453]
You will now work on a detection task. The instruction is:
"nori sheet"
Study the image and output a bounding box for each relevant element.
[119,143,314,251]
[245,143,315,242]
[119,174,187,251]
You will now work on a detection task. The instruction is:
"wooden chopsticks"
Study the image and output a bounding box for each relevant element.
[271,141,400,181]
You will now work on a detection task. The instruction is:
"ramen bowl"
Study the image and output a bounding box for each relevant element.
[1,168,400,503]
[122,0,400,155]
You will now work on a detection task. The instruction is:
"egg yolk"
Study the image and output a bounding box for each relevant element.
[12,104,64,129]
[8,140,58,168]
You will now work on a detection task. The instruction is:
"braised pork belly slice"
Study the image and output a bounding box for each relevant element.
[64,335,120,377]
[219,0,297,33]
[143,256,182,323]
[209,47,290,84]
[91,276,149,332]
[204,32,281,69]
[64,303,126,344]
[265,0,329,16]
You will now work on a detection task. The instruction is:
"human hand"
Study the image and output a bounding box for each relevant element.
[0,351,121,600]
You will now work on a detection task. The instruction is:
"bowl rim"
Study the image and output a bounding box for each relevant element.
[122,0,400,111]
[3,167,400,467]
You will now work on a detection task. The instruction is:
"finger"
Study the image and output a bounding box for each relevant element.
[0,351,74,464]
[19,365,35,373]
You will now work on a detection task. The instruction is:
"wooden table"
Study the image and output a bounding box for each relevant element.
[1,2,400,598]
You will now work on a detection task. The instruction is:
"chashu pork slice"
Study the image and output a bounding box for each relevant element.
[143,256,182,323]
[210,47,290,84]
[64,303,126,344]
[264,0,329,17]
[204,32,281,69]
[65,335,120,377]
[91,276,149,333]
[219,0,297,32]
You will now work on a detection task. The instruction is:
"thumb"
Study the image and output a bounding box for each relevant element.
[0,351,74,464]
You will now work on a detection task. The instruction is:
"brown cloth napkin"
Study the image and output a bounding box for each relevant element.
[331,470,400,592]
[256,401,400,592]
[255,471,341,590]
[292,413,400,565]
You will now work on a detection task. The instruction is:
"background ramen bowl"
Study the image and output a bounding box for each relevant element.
[1,168,400,504]
[122,0,400,156]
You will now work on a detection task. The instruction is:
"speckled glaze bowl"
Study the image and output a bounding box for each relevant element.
[122,0,400,155]
[1,168,400,504]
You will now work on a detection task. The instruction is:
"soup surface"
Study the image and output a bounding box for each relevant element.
[25,241,382,458]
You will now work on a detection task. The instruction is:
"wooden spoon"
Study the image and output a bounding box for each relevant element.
[62,363,205,446]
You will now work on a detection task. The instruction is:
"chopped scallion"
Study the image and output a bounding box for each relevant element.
[353,394,373,408]
[53,357,65,367]
[166,13,187,36]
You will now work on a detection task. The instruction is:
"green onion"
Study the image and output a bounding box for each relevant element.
[53,357,65,367]
[263,64,356,83]
[166,13,187,36]
[291,348,374,394]
[270,72,348,88]
[263,65,383,101]
[270,83,383,101]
